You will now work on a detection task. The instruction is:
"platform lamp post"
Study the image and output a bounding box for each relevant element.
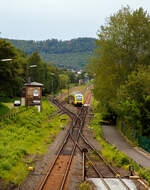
[28,65,37,84]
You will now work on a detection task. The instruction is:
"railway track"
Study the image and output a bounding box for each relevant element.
[70,133,133,190]
[36,94,90,190]
[36,91,145,190]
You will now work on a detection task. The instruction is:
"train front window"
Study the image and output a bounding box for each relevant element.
[76,96,82,101]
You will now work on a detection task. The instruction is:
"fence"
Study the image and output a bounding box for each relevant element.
[138,136,150,153]
[120,122,150,153]
[120,122,138,143]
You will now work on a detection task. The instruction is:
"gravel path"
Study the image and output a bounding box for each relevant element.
[102,126,150,168]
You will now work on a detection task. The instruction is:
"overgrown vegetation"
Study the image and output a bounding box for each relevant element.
[0,100,69,185]
[88,6,150,143]
[90,99,150,185]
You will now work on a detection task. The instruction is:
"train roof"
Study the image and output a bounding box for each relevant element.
[72,92,80,95]
[76,94,83,97]
[72,92,83,96]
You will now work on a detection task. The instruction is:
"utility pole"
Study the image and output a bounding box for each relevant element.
[68,80,70,104]
[28,65,37,84]
[51,73,55,98]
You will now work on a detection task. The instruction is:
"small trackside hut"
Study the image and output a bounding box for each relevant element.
[21,82,43,112]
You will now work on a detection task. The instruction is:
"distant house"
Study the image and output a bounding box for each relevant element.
[77,70,82,75]
[21,82,43,112]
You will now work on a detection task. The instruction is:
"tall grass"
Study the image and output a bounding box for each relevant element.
[0,100,69,185]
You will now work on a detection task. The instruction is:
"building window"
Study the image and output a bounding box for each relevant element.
[34,89,39,96]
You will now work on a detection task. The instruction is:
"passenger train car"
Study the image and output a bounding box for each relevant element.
[71,92,84,106]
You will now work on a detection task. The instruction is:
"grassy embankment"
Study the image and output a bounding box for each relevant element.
[0,97,20,118]
[0,99,69,186]
[0,103,10,117]
[88,98,150,186]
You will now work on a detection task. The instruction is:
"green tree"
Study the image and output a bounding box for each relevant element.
[28,51,45,83]
[59,74,69,89]
[91,6,150,113]
[116,66,150,136]
[0,39,24,97]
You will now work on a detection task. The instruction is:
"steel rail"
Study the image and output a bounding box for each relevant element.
[80,133,117,175]
[37,94,89,190]
[52,98,76,120]
[58,93,91,190]
[36,123,72,190]
[69,133,112,190]
[82,149,86,181]
[59,106,88,190]
[48,92,132,190]
[79,133,132,190]
[58,92,132,190]
[36,99,83,190]
[36,92,91,190]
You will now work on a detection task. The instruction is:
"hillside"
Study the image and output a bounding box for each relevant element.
[8,38,96,70]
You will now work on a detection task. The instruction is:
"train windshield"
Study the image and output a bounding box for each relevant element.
[76,96,82,101]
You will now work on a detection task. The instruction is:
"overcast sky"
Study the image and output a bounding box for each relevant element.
[0,0,150,41]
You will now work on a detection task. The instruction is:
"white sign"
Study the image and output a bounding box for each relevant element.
[33,100,41,104]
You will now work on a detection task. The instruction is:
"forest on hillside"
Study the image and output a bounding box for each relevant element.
[7,38,96,70]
